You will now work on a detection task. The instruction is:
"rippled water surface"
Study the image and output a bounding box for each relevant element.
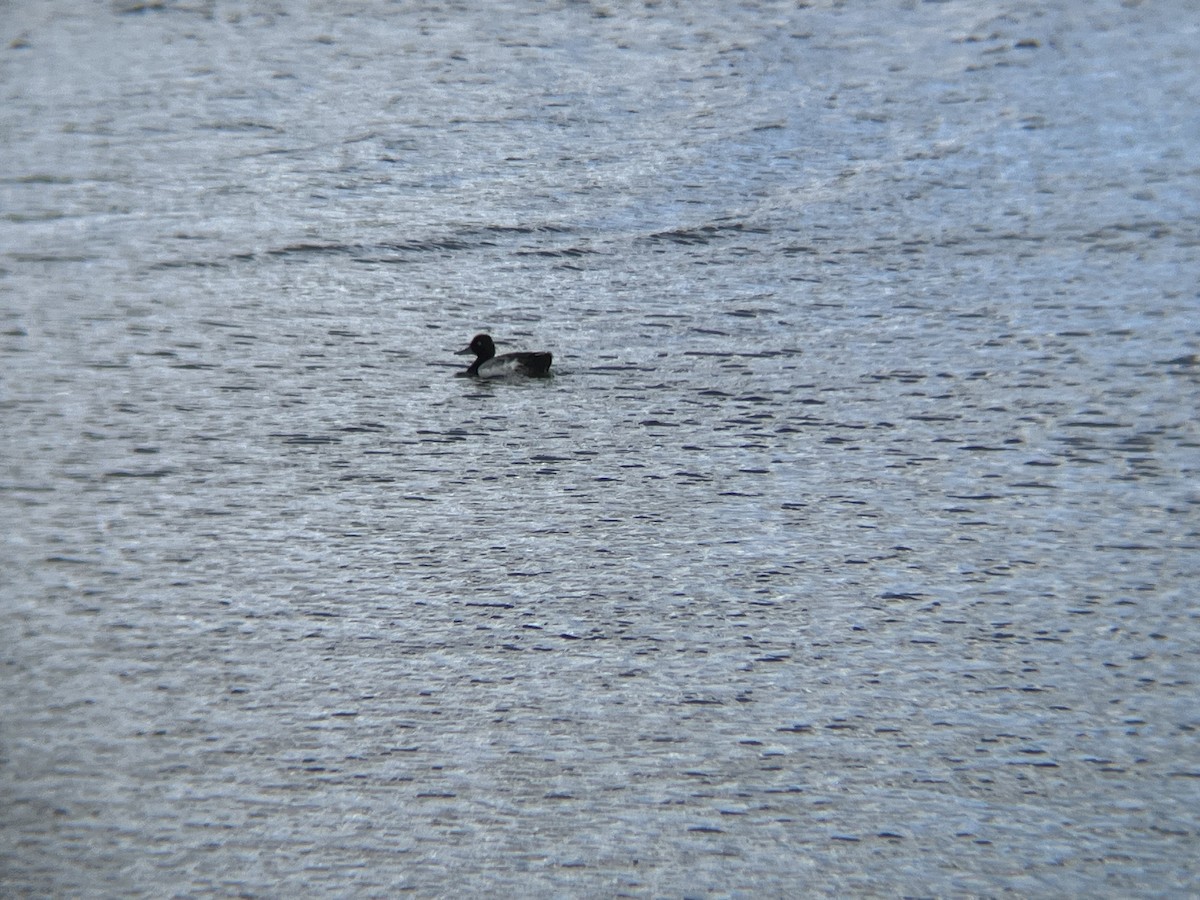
[3,2,1199,896]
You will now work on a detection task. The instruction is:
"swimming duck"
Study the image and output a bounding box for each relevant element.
[455,333,553,378]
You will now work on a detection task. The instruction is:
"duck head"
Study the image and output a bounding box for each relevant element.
[455,333,495,361]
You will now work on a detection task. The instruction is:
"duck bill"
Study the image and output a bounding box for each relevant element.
[454,344,473,355]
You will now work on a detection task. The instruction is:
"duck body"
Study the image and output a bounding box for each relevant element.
[455,333,552,379]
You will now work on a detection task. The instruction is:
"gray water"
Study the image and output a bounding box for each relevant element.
[2,1,1198,897]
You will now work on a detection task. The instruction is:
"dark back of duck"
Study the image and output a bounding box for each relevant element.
[518,352,553,377]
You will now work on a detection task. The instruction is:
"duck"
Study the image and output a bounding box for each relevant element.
[455,333,553,378]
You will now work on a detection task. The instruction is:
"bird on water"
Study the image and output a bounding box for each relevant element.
[455,333,552,378]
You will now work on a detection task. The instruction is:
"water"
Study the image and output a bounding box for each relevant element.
[2,1,1198,896]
